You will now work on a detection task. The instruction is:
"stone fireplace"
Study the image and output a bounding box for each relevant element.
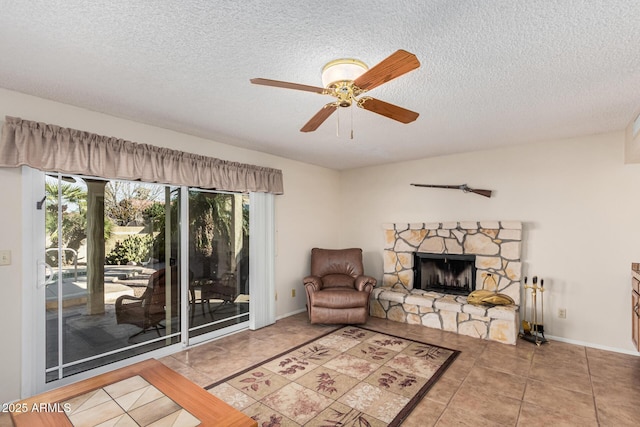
[370,221,522,344]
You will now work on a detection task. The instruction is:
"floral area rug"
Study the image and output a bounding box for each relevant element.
[206,326,459,426]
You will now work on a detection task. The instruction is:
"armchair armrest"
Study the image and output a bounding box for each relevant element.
[115,294,145,325]
[115,294,144,310]
[355,275,377,293]
[303,275,323,292]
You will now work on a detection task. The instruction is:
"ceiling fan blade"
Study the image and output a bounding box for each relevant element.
[300,103,338,132]
[353,49,420,92]
[357,97,419,124]
[250,78,326,94]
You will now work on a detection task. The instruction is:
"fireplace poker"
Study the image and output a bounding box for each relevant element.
[532,276,538,340]
[522,276,531,334]
[539,279,545,338]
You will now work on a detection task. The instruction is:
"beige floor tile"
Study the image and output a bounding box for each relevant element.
[424,375,463,404]
[475,347,533,377]
[528,359,592,394]
[401,398,446,427]
[517,401,598,427]
[534,340,586,359]
[437,352,476,382]
[596,399,640,426]
[447,383,522,425]
[522,379,597,420]
[156,355,215,387]
[531,351,590,374]
[588,357,640,390]
[485,340,536,359]
[462,366,528,400]
[194,357,254,383]
[591,375,640,406]
[586,346,640,367]
[436,406,509,426]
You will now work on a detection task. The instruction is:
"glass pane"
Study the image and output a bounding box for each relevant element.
[45,175,181,382]
[188,191,249,337]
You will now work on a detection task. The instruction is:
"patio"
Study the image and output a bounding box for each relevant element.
[45,265,249,381]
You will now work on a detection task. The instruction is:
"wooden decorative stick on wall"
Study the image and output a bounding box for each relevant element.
[410,183,492,198]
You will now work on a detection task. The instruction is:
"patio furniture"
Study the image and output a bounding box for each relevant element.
[190,272,237,320]
[115,266,178,338]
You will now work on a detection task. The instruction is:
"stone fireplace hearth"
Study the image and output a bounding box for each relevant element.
[370,221,522,344]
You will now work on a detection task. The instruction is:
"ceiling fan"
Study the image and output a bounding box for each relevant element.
[250,49,420,133]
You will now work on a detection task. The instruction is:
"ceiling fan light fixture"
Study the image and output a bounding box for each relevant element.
[250,49,420,132]
[321,58,368,88]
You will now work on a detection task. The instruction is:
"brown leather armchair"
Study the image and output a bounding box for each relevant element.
[304,248,377,324]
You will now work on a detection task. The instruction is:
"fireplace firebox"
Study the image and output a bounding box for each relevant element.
[413,253,476,295]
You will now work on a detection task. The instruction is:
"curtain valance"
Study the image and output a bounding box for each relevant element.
[0,116,284,194]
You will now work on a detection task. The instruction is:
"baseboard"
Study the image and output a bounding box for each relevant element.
[544,334,640,356]
[276,308,307,320]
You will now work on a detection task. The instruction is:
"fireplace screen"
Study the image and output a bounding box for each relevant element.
[413,253,476,295]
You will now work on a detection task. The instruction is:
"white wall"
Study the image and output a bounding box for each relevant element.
[0,88,341,403]
[339,132,640,353]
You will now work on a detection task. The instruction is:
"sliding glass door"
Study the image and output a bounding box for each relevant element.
[40,173,250,386]
[44,174,183,382]
[187,190,250,339]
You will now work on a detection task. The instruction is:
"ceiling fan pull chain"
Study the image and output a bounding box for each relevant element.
[336,107,340,137]
[350,104,354,140]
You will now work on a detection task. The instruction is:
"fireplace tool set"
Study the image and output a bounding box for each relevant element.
[520,276,548,345]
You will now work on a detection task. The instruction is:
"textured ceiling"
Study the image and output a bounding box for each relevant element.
[1,1,639,170]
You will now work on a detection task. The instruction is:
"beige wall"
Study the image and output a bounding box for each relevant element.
[339,132,640,353]
[0,166,23,405]
[624,111,640,163]
[0,88,341,403]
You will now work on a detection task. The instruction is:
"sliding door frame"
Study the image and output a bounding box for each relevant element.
[21,168,275,397]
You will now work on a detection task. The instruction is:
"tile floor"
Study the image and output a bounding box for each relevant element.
[3,312,639,426]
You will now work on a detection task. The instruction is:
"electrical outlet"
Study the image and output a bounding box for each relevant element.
[0,250,11,266]
[291,289,296,298]
[558,308,566,319]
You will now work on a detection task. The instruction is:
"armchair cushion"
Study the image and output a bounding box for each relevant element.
[311,248,363,280]
[309,288,370,309]
[317,273,355,289]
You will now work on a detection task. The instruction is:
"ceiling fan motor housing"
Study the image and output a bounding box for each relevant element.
[333,82,356,107]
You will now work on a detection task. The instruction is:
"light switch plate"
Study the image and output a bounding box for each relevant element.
[0,250,11,266]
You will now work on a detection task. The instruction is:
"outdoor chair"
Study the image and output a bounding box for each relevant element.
[115,266,178,339]
[189,272,237,320]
